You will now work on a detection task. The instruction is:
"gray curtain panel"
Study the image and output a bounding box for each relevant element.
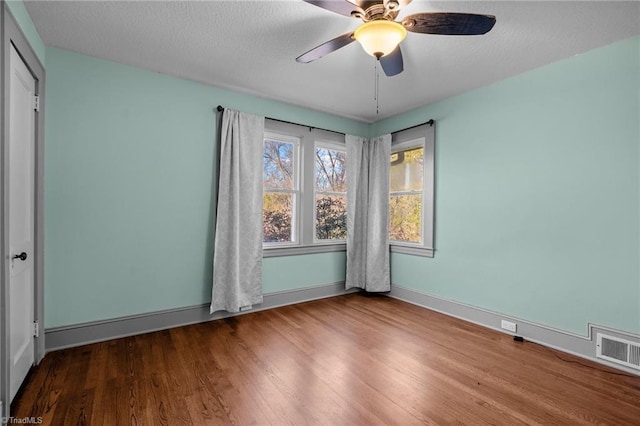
[345,134,392,292]
[210,109,265,313]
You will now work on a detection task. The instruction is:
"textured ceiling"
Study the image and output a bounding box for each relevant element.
[25,0,640,123]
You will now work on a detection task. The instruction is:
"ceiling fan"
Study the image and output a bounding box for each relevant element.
[296,0,496,76]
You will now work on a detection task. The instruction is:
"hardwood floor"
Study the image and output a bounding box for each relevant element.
[11,293,640,425]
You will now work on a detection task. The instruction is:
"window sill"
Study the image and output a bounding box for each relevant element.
[263,243,432,258]
[263,243,346,258]
[390,245,434,258]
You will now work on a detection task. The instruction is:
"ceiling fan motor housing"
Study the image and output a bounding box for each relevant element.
[369,3,399,21]
[350,1,400,21]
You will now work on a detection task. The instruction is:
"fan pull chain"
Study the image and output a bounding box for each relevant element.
[374,59,380,115]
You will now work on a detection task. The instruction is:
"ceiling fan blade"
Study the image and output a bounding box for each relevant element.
[380,46,403,76]
[296,32,356,63]
[402,12,496,35]
[302,0,364,18]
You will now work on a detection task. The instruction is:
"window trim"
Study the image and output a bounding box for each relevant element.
[262,119,347,257]
[389,123,435,258]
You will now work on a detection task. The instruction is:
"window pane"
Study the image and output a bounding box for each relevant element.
[390,147,424,192]
[264,139,294,190]
[315,195,347,240]
[389,194,422,243]
[315,147,346,192]
[263,192,294,243]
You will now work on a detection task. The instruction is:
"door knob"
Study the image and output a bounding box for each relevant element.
[12,252,27,261]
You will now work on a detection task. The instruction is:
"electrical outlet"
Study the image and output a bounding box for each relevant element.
[501,319,517,333]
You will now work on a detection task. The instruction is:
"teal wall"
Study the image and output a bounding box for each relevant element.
[5,0,45,64]
[375,36,640,335]
[43,31,640,336]
[44,47,366,327]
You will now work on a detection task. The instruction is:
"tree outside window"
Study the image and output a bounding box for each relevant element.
[315,145,347,241]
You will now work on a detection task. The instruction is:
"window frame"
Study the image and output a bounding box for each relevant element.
[389,123,435,258]
[263,119,347,257]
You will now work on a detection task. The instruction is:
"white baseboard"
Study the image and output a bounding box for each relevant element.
[388,284,640,376]
[45,282,356,352]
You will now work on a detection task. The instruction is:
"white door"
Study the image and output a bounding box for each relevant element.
[8,44,36,402]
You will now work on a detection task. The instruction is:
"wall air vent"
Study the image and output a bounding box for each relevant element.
[596,333,640,370]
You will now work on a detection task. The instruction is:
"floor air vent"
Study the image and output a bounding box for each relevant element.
[596,333,640,370]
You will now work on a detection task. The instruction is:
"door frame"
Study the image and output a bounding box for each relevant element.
[1,2,45,417]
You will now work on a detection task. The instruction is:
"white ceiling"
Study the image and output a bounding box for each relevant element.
[25,0,640,123]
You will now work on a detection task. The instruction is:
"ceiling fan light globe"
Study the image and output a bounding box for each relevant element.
[354,20,407,59]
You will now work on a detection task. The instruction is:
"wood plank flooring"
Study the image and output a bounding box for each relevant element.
[11,293,640,425]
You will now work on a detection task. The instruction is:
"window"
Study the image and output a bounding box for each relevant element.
[389,123,435,257]
[262,120,346,256]
[390,146,423,243]
[314,143,347,242]
[263,133,299,245]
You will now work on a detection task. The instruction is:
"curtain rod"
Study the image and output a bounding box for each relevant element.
[216,105,344,136]
[401,119,435,131]
[216,105,434,135]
